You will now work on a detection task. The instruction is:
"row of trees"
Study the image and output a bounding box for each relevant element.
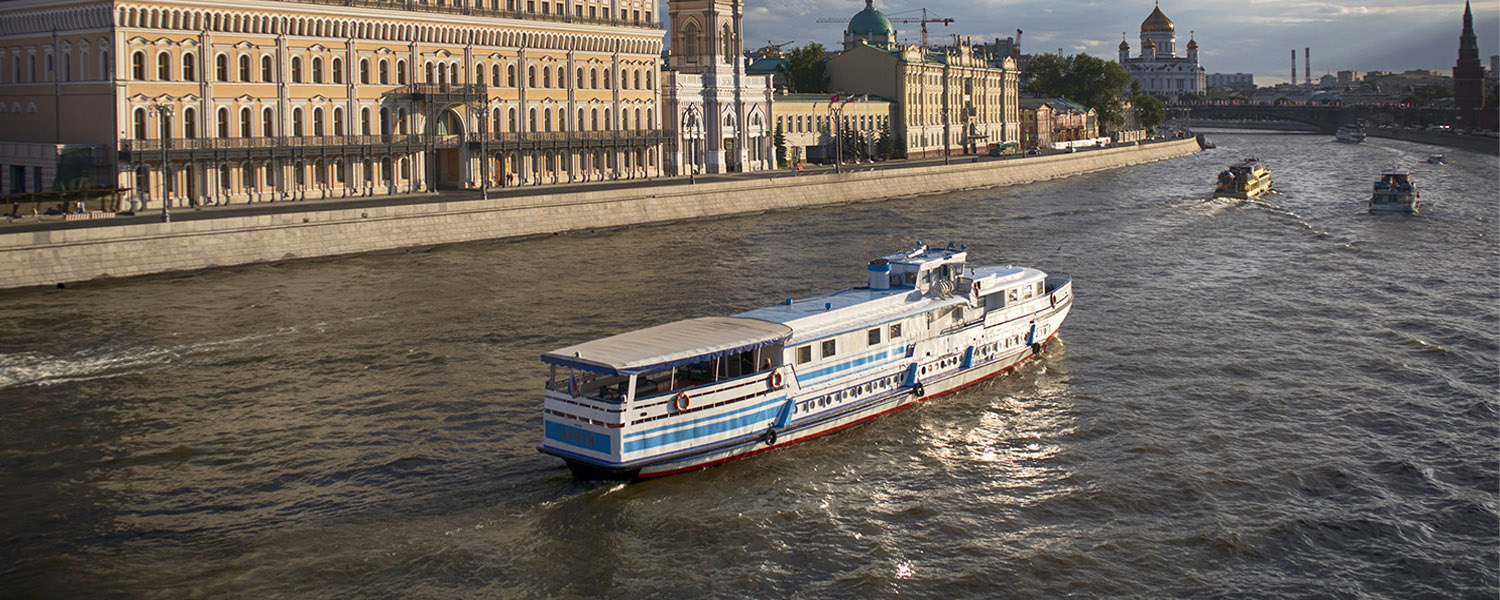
[1023,53,1165,131]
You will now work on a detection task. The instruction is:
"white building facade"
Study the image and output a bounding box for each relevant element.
[662,0,774,174]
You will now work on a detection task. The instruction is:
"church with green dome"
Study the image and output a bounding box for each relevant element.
[844,0,898,50]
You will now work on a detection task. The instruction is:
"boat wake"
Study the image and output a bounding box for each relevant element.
[0,328,304,390]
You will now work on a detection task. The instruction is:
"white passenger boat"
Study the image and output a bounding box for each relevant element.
[539,244,1073,479]
[1335,124,1366,144]
[1369,167,1419,214]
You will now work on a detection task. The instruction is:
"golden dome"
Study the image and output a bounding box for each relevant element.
[1142,37,1155,48]
[1186,37,1198,49]
[1119,38,1131,50]
[1142,3,1175,33]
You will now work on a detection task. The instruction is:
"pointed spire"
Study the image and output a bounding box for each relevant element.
[1460,0,1478,51]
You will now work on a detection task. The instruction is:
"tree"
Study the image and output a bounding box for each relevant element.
[1023,53,1132,126]
[875,122,895,159]
[779,43,828,94]
[773,123,787,166]
[1402,84,1452,107]
[1132,93,1166,130]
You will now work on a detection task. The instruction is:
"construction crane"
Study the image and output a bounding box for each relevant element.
[750,40,795,58]
[816,7,954,49]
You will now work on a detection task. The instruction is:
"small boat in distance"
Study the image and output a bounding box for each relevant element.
[1426,154,1447,165]
[1214,158,1273,199]
[538,244,1073,479]
[1370,166,1419,214]
[1335,124,1367,144]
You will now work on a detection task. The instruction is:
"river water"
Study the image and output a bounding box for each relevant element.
[1,131,1495,599]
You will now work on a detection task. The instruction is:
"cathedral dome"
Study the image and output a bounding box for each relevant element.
[1141,3,1175,33]
[1119,38,1130,50]
[847,0,894,37]
[1142,37,1155,49]
[1186,37,1197,49]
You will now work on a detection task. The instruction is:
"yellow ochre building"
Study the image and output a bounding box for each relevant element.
[0,0,666,210]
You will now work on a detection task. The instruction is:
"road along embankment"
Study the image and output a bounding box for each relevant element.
[0,138,1200,290]
[1366,129,1499,155]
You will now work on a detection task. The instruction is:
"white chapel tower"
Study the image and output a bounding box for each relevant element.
[663,0,776,173]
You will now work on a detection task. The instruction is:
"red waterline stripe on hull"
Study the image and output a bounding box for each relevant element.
[639,333,1059,478]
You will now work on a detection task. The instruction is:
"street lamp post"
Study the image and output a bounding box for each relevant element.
[943,106,951,165]
[681,106,700,184]
[832,103,843,174]
[149,102,174,223]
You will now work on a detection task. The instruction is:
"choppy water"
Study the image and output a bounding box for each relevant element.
[1,132,1496,599]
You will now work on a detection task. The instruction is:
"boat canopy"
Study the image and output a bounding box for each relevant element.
[541,317,793,376]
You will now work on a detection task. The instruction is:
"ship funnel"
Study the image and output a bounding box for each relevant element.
[868,258,892,290]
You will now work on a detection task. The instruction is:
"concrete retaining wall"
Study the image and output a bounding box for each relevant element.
[0,138,1199,290]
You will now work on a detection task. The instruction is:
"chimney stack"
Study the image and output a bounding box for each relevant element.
[1305,48,1311,85]
[1291,50,1296,85]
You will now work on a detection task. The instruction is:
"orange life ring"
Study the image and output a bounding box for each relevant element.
[673,392,690,412]
[769,370,784,389]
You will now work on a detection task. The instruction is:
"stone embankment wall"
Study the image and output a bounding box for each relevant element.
[1365,129,1499,155]
[0,138,1200,290]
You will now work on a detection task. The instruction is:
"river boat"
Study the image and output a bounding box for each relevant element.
[1335,124,1366,144]
[538,243,1073,479]
[1369,167,1419,214]
[1214,158,1273,199]
[1426,154,1447,165]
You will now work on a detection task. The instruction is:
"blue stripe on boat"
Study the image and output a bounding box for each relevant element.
[796,350,897,385]
[623,402,785,453]
[545,421,612,453]
[623,395,786,441]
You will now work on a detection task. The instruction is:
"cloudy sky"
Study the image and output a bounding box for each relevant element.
[717,0,1499,85]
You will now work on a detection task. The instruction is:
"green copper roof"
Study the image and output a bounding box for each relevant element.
[848,0,894,37]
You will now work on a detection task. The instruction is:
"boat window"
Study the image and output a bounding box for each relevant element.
[796,345,812,364]
[890,323,902,339]
[548,368,630,403]
[867,328,881,345]
[952,307,964,322]
[821,339,836,358]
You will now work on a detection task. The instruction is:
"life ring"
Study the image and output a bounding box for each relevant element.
[1050,294,1057,308]
[912,382,925,397]
[763,428,777,446]
[768,370,784,390]
[673,392,690,412]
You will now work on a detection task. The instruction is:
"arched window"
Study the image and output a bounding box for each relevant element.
[542,67,550,88]
[528,107,536,131]
[292,108,304,136]
[133,107,147,139]
[332,107,343,136]
[527,65,535,87]
[425,62,434,83]
[603,68,611,89]
[240,107,252,137]
[589,68,597,89]
[262,107,274,137]
[633,70,641,90]
[475,64,485,86]
[722,24,733,58]
[382,157,393,183]
[556,66,565,87]
[543,108,552,131]
[449,63,458,83]
[217,107,230,138]
[492,107,501,133]
[360,59,370,84]
[239,55,250,81]
[646,108,653,129]
[635,108,642,130]
[182,107,196,138]
[590,108,598,130]
[242,161,256,188]
[396,60,407,85]
[577,108,584,131]
[683,22,699,57]
[360,107,371,135]
[132,51,145,80]
[620,109,628,130]
[183,53,196,81]
[576,68,584,89]
[507,64,516,87]
[331,57,342,84]
[262,55,272,81]
[101,49,110,80]
[397,108,407,134]
[507,107,517,132]
[379,60,389,85]
[291,57,302,83]
[379,107,390,135]
[215,54,228,81]
[157,52,171,80]
[312,57,323,83]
